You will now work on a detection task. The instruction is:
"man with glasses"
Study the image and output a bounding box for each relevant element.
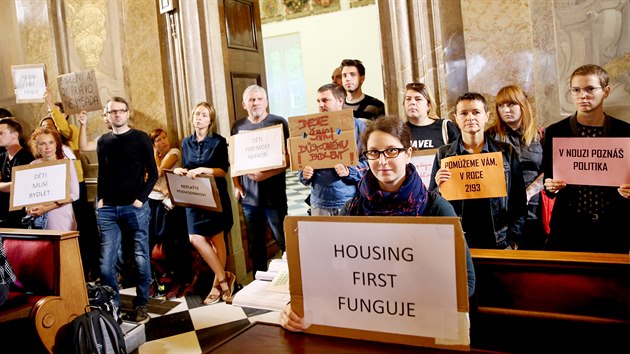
[340,59,385,123]
[298,84,366,216]
[97,97,158,323]
[0,118,34,228]
[542,64,630,253]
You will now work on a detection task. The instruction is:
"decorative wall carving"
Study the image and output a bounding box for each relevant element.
[65,0,107,69]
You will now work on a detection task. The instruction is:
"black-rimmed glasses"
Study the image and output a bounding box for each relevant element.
[363,148,406,160]
[107,109,128,116]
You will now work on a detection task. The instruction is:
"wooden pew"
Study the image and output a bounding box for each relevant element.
[470,249,630,352]
[0,229,89,353]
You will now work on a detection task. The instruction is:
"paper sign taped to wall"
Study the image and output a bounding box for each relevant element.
[10,159,72,210]
[12,64,47,103]
[288,109,358,170]
[57,69,102,114]
[229,124,286,176]
[438,152,506,200]
[552,137,630,187]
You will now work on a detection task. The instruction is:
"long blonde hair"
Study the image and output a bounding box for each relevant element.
[491,85,537,146]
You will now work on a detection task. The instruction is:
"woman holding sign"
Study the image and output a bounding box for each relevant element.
[173,102,235,304]
[281,117,475,332]
[430,92,526,250]
[26,127,79,231]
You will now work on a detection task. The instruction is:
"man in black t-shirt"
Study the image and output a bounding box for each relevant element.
[0,118,34,228]
[340,59,385,123]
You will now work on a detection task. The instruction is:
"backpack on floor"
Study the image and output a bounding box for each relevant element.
[58,308,127,354]
[88,283,120,323]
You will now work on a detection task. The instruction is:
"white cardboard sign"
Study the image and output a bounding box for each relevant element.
[10,159,71,210]
[229,124,286,176]
[11,64,47,103]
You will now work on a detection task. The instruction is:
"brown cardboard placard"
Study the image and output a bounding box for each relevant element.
[439,152,506,200]
[11,64,47,103]
[164,171,222,212]
[287,109,358,171]
[57,69,102,114]
[229,124,286,176]
[284,215,470,351]
[10,159,72,211]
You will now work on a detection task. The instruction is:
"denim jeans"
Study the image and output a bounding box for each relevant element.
[241,204,287,273]
[97,202,151,308]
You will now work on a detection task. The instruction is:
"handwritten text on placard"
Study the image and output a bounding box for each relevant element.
[57,69,102,114]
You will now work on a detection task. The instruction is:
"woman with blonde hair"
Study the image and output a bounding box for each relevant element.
[486,85,546,249]
[173,102,235,304]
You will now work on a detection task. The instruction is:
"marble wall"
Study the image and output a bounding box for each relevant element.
[0,0,167,143]
[459,0,630,126]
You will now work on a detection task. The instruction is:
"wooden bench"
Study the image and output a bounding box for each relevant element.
[470,249,630,352]
[0,228,89,353]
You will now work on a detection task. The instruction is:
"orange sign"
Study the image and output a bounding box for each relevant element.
[287,109,358,171]
[439,152,506,200]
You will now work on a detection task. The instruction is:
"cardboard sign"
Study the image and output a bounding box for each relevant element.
[552,137,630,187]
[287,109,358,171]
[164,171,222,212]
[438,152,506,200]
[284,216,470,350]
[57,69,102,114]
[229,124,286,176]
[10,159,72,211]
[410,148,438,188]
[11,64,47,103]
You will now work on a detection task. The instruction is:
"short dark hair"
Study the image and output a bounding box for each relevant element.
[0,117,23,136]
[570,64,609,88]
[341,59,365,76]
[0,108,13,118]
[106,96,129,111]
[455,92,488,113]
[361,116,411,152]
[317,83,346,101]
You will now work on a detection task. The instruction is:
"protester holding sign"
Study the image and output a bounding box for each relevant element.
[281,117,475,332]
[430,93,526,249]
[231,85,289,274]
[298,84,366,216]
[26,127,79,231]
[542,64,630,253]
[0,118,34,228]
[405,82,459,150]
[174,102,235,304]
[486,85,547,249]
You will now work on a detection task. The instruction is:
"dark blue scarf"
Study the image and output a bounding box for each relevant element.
[347,163,428,216]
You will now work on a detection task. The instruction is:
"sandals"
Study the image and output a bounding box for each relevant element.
[219,271,236,302]
[203,275,222,305]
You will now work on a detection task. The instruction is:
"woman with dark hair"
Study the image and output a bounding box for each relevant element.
[280,116,475,332]
[173,102,235,304]
[26,127,79,231]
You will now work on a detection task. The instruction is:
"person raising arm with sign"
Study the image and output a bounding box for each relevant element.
[429,92,526,250]
[174,102,235,304]
[280,117,475,332]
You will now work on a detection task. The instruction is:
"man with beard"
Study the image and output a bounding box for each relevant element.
[340,59,385,123]
[231,85,289,274]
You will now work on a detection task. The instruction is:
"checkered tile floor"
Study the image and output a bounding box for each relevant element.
[120,287,281,353]
[126,172,309,353]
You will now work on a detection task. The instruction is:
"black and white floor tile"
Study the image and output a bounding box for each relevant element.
[286,170,310,216]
